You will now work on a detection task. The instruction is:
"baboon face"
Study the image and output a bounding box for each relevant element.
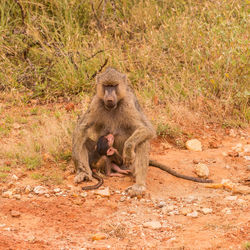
[96,68,127,110]
[103,84,118,110]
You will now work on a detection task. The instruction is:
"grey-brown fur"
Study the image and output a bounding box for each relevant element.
[72,68,155,197]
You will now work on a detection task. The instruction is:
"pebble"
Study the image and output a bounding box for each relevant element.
[28,194,34,198]
[162,205,176,213]
[185,139,202,152]
[2,191,13,198]
[143,221,162,229]
[44,194,50,198]
[120,196,126,202]
[12,174,19,181]
[180,207,192,216]
[222,208,231,215]
[80,192,88,198]
[187,211,198,218]
[53,188,61,193]
[92,233,107,241]
[34,186,49,195]
[157,201,166,208]
[13,194,21,200]
[225,196,237,201]
[11,210,21,217]
[24,185,32,194]
[201,208,213,215]
[94,187,110,197]
[194,163,209,178]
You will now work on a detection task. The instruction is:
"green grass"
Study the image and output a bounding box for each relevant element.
[0,173,8,181]
[0,0,249,126]
[22,156,42,170]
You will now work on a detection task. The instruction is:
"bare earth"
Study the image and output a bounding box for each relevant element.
[0,103,249,249]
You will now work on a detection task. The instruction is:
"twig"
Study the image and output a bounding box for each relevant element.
[14,0,25,26]
[90,58,108,80]
[83,50,104,61]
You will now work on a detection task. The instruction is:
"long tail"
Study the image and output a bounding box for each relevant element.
[81,172,104,190]
[149,160,213,183]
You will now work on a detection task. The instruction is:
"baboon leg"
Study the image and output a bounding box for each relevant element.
[127,141,149,197]
[72,116,93,183]
[73,144,93,183]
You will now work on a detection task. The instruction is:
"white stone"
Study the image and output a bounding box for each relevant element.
[143,221,162,229]
[2,191,13,198]
[225,196,237,201]
[12,174,19,180]
[80,192,88,198]
[222,208,231,215]
[34,186,48,195]
[194,163,210,178]
[94,187,110,197]
[187,211,198,218]
[201,208,213,215]
[185,139,202,152]
[53,188,61,193]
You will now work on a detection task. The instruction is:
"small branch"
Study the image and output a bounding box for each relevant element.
[83,50,104,61]
[14,0,25,26]
[91,1,103,29]
[90,58,108,80]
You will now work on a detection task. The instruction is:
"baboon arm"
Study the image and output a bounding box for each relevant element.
[72,111,94,175]
[123,126,155,166]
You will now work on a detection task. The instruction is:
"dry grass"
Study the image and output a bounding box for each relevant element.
[0,0,249,130]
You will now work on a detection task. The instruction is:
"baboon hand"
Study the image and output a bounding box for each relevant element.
[123,143,135,166]
[126,184,146,198]
[74,171,93,183]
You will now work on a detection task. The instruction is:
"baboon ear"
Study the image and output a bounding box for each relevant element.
[107,147,115,156]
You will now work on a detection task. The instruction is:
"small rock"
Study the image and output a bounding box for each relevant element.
[229,129,237,137]
[44,194,50,198]
[201,208,213,215]
[11,210,21,217]
[143,221,162,229]
[232,185,250,194]
[13,123,21,129]
[244,156,250,161]
[34,186,49,195]
[92,233,107,241]
[237,199,245,204]
[53,188,61,193]
[157,201,166,208]
[24,185,32,194]
[187,211,198,218]
[228,151,239,157]
[193,159,199,164]
[94,187,110,197]
[12,175,18,181]
[194,163,209,178]
[2,191,13,198]
[180,207,192,216]
[28,194,34,198]
[80,192,88,198]
[225,196,237,201]
[13,194,21,200]
[162,205,176,213]
[232,143,243,153]
[120,196,126,202]
[185,139,202,152]
[222,208,231,215]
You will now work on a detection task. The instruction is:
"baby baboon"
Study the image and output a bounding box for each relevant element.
[72,68,212,196]
[82,134,130,190]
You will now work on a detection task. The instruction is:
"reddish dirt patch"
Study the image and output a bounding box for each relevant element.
[1,133,250,249]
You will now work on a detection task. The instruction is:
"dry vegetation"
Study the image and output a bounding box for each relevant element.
[0,0,249,180]
[0,0,249,127]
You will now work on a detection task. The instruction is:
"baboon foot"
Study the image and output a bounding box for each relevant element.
[126,184,146,198]
[74,172,93,183]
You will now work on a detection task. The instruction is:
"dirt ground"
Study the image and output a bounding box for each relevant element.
[0,102,249,249]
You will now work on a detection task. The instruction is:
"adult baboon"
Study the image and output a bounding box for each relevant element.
[72,68,213,197]
[72,67,155,197]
